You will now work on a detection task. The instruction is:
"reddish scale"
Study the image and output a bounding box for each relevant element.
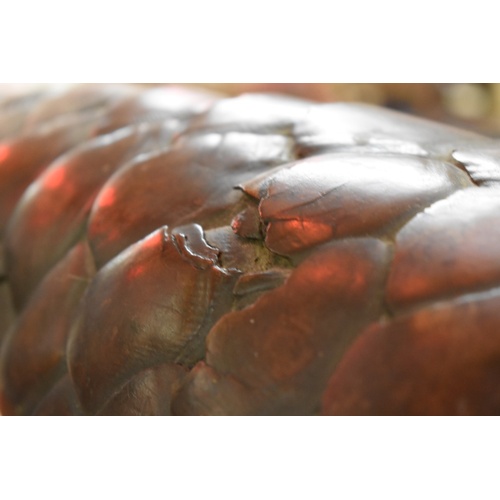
[386,186,500,312]
[0,113,103,237]
[126,264,146,280]
[125,230,160,281]
[239,153,473,257]
[20,165,75,232]
[174,238,391,415]
[0,144,10,162]
[87,132,297,268]
[95,185,116,208]
[0,241,95,415]
[322,288,500,415]
[67,225,240,415]
[4,87,500,416]
[4,122,179,309]
[42,164,66,190]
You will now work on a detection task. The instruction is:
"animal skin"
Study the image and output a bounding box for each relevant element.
[1,84,500,416]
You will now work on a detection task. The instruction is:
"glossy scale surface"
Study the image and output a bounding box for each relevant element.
[1,84,500,415]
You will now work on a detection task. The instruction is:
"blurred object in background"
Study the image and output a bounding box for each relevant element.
[190,83,500,137]
[442,83,491,120]
[439,83,500,137]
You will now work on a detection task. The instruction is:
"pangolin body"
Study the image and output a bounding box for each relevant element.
[1,84,500,416]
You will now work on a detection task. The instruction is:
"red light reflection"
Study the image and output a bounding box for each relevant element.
[127,264,146,280]
[125,231,162,281]
[97,186,116,208]
[0,143,11,163]
[43,166,66,189]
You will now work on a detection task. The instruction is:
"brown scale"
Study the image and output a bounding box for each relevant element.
[2,85,500,415]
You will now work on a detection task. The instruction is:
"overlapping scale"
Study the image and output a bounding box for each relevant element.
[2,85,500,415]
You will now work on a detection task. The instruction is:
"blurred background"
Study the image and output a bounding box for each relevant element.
[186,83,500,137]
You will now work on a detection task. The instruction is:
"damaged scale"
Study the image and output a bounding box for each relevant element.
[2,84,500,415]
